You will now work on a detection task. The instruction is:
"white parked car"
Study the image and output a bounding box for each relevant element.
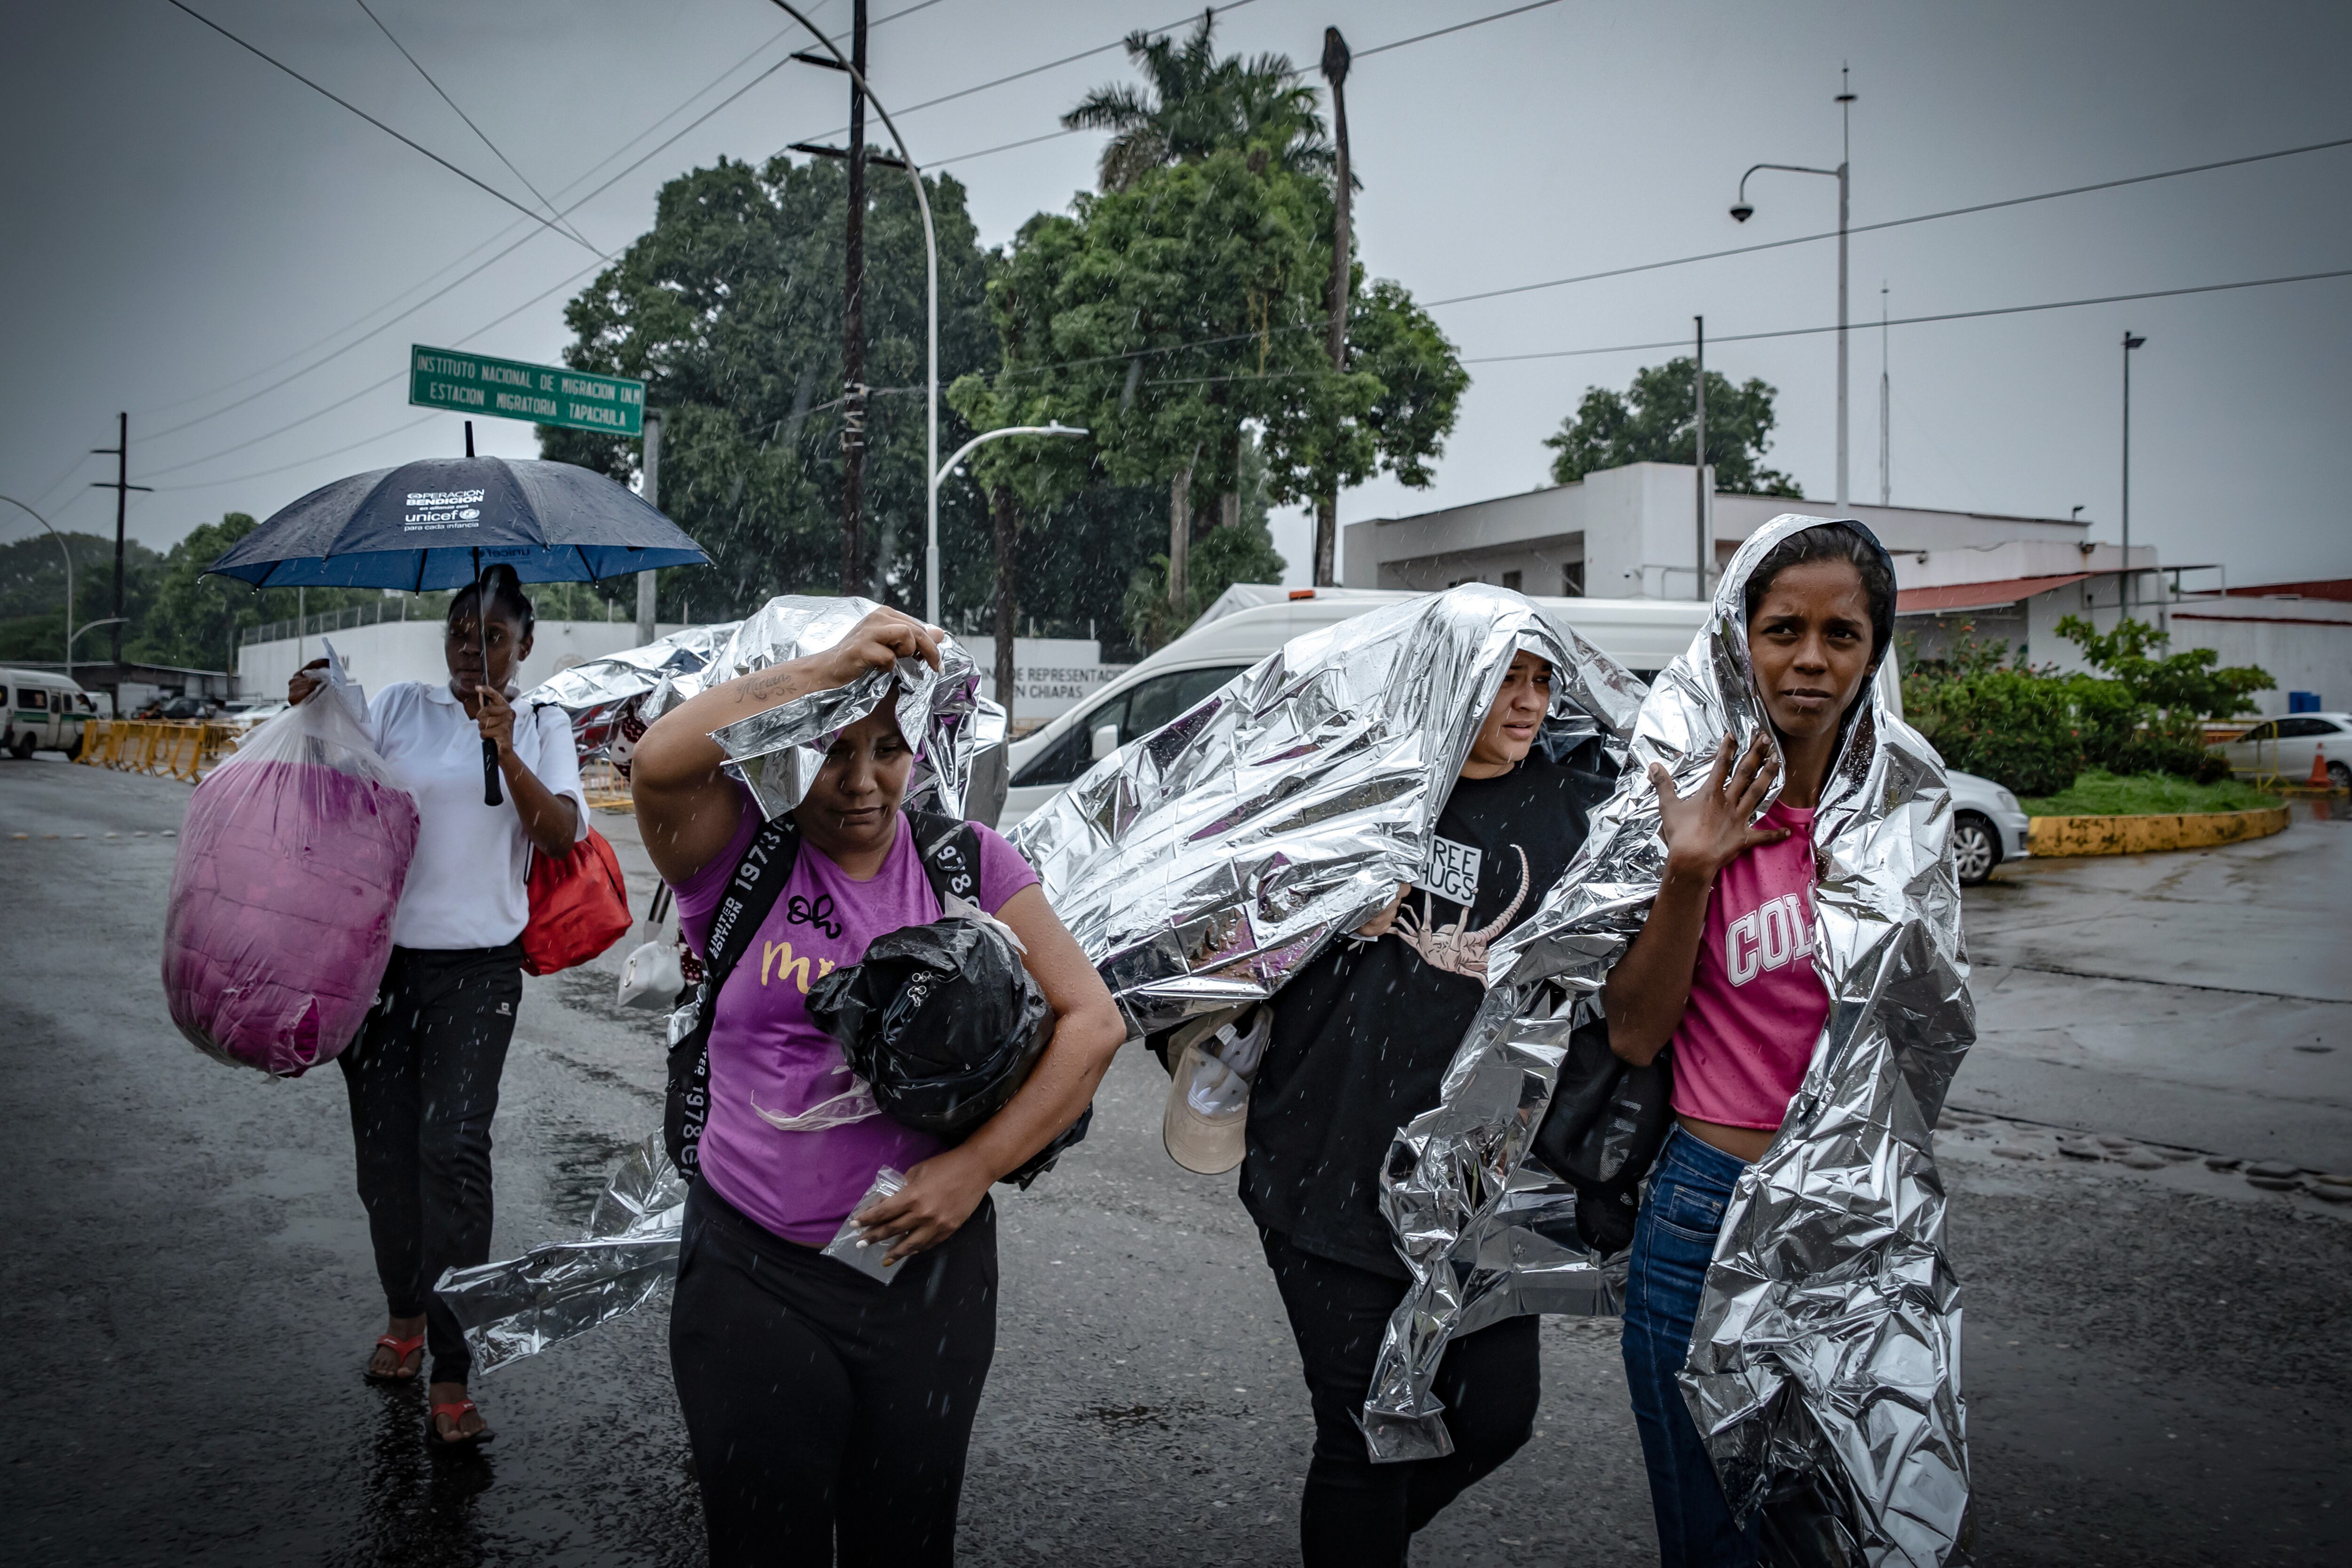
[2217,712,2351,789]
[996,586,1914,835]
[1944,771,2031,887]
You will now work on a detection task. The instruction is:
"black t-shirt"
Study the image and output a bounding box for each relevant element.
[1240,743,1609,1278]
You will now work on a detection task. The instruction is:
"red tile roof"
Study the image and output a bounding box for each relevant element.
[1895,573,2093,615]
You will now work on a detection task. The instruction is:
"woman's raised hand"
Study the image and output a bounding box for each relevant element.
[818,608,943,690]
[1650,732,1788,881]
[1355,883,1409,939]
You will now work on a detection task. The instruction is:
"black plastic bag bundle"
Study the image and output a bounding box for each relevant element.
[809,915,1086,1184]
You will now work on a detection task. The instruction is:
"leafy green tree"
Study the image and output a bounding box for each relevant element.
[1544,358,1801,495]
[130,512,373,672]
[956,148,1460,651]
[1063,10,1332,192]
[2055,614,2271,779]
[0,530,149,664]
[540,155,996,622]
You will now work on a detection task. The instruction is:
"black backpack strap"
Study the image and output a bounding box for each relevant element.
[905,807,983,909]
[664,811,803,1175]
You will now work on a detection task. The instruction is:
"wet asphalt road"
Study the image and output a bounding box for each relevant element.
[2,755,2347,1567]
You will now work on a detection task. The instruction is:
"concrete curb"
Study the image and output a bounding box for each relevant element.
[2026,804,2290,857]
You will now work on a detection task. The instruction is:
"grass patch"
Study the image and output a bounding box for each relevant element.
[2020,768,2280,817]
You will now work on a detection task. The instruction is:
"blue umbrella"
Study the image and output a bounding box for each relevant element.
[209,440,708,805]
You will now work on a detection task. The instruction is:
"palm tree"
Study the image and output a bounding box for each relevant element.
[1061,9,1332,192]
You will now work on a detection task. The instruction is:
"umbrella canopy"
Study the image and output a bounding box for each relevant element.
[207,456,706,590]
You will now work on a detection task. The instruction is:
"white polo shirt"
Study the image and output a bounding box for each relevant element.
[368,681,589,952]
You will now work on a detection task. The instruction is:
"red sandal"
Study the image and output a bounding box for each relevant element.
[427,1397,495,1450]
[362,1332,425,1385]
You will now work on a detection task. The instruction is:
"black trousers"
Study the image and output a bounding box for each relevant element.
[670,1177,998,1568]
[338,942,521,1385]
[1260,1228,1541,1568]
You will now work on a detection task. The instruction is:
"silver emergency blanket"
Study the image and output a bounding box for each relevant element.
[438,601,1004,1367]
[1010,585,1644,1040]
[436,1134,686,1373]
[523,596,1005,820]
[1369,514,1974,1565]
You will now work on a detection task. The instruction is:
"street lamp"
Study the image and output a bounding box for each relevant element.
[927,422,1090,626]
[1731,71,1856,509]
[2122,331,2147,616]
[768,0,939,608]
[0,494,74,680]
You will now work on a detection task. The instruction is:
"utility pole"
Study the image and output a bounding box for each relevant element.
[2122,330,2146,616]
[1314,26,1351,588]
[1878,283,1891,507]
[1693,317,1709,602]
[91,411,151,669]
[840,0,869,597]
[636,409,662,642]
[1836,67,1853,512]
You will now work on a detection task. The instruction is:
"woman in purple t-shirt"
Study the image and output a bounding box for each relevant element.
[1601,523,1897,1568]
[632,607,1124,1568]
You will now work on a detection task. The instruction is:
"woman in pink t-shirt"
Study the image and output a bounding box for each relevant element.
[1601,522,1897,1568]
[632,607,1124,1568]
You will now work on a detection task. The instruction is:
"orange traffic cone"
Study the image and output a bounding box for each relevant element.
[2312,745,2332,789]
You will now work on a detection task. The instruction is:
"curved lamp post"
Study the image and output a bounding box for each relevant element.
[927,423,1089,625]
[1730,77,1856,510]
[765,1,940,611]
[0,494,75,679]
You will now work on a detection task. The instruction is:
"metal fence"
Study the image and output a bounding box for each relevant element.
[239,597,421,648]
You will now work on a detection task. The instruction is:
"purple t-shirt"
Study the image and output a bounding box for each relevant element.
[673,791,1040,1246]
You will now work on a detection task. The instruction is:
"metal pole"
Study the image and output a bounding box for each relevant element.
[840,0,868,598]
[636,409,662,642]
[930,422,1087,630]
[1878,283,1891,506]
[2122,331,2145,616]
[1694,316,1708,601]
[1836,72,1853,512]
[1315,27,1352,588]
[769,3,937,624]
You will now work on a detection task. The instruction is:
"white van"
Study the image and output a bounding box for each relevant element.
[1,669,99,760]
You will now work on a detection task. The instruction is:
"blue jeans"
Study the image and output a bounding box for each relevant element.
[1621,1126,1763,1568]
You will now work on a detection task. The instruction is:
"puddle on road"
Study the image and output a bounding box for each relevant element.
[543,1126,640,1226]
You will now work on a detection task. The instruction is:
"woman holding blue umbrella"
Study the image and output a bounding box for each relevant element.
[218,439,706,1449]
[288,564,587,1448]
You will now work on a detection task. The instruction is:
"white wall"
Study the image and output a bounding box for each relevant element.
[238,619,688,700]
[958,637,1125,724]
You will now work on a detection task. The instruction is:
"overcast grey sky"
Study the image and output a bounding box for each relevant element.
[4,0,2346,592]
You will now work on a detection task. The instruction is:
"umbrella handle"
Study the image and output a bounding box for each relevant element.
[484,736,504,807]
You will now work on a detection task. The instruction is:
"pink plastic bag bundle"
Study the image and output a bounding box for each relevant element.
[161,644,419,1076]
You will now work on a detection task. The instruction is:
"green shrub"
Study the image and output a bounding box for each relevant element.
[1903,665,2082,796]
[2055,615,2267,782]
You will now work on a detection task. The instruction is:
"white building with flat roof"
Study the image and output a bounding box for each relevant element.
[1344,462,2345,716]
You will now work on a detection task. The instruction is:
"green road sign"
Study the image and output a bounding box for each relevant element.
[408,345,644,437]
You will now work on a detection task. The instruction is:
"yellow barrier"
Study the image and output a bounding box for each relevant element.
[2027,805,2290,858]
[580,757,633,812]
[77,720,238,782]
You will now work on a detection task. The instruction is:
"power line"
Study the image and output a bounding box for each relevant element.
[352,0,597,252]
[141,248,613,480]
[161,0,602,256]
[153,413,442,493]
[1459,265,2352,365]
[1354,0,1565,59]
[135,0,985,448]
[1424,131,2352,310]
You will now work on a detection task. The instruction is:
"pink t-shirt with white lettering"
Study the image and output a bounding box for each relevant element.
[673,791,1039,1246]
[1667,800,1830,1130]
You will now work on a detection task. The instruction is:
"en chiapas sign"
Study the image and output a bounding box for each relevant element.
[409,345,644,437]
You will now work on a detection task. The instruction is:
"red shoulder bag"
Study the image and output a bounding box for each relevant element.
[521,827,634,976]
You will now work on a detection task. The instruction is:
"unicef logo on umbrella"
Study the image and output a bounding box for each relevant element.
[459,508,481,520]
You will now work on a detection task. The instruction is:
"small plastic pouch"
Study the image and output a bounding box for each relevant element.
[819,1167,908,1284]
